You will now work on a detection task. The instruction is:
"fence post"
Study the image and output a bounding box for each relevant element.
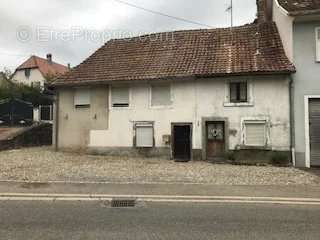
[33,107,40,122]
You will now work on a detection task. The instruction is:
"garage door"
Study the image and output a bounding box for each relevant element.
[309,99,320,167]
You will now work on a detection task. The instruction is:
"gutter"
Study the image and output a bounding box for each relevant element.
[53,91,60,151]
[289,75,295,166]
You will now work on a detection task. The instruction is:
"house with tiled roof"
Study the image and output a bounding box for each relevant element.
[272,0,320,167]
[51,0,295,163]
[11,54,69,89]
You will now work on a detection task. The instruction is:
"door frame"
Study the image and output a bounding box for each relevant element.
[171,122,193,161]
[202,117,229,160]
[304,95,320,168]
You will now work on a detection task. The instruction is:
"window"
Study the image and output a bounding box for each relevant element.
[135,122,154,148]
[244,121,267,147]
[74,88,90,108]
[25,69,31,78]
[111,86,129,108]
[31,82,41,88]
[230,82,247,103]
[316,27,320,62]
[151,84,172,107]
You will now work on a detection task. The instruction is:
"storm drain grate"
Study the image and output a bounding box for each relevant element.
[111,199,136,208]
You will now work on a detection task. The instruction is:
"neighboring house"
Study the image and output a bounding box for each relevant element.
[272,0,320,167]
[11,54,69,89]
[0,72,11,88]
[51,1,294,162]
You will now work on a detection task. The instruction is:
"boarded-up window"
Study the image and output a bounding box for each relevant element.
[151,84,172,106]
[111,86,129,107]
[316,27,320,62]
[135,122,154,148]
[244,121,266,146]
[230,82,247,103]
[74,88,90,108]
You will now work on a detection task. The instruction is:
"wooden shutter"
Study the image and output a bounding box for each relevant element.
[245,122,266,146]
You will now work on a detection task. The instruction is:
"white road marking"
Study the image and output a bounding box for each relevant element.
[0,193,320,205]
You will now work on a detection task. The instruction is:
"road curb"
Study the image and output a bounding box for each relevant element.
[1,193,320,205]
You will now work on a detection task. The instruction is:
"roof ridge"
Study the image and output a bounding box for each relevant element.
[52,21,295,87]
[110,22,259,42]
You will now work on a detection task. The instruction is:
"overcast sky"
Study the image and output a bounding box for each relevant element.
[0,0,257,71]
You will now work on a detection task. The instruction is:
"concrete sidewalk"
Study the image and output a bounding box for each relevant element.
[1,181,320,199]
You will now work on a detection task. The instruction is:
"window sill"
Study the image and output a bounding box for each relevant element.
[110,106,131,111]
[224,102,254,107]
[239,145,271,150]
[135,146,154,149]
[149,105,173,110]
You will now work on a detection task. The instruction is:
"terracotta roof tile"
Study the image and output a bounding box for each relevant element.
[277,0,320,15]
[53,22,295,86]
[17,56,69,77]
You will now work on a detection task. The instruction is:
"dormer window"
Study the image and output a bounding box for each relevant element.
[25,69,31,78]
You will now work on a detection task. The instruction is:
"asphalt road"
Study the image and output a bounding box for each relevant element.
[0,201,319,240]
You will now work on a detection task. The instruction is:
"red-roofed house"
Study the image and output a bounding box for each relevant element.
[51,1,295,164]
[11,54,69,88]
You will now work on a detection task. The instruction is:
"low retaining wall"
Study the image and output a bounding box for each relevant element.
[0,123,52,151]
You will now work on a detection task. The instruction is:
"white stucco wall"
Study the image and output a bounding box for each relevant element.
[273,0,294,61]
[88,76,290,151]
[11,68,45,87]
[57,87,109,149]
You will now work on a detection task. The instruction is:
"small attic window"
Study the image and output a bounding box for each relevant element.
[25,69,31,78]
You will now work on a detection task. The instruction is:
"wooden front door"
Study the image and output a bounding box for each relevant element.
[206,122,225,159]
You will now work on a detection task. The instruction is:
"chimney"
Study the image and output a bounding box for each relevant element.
[256,0,273,23]
[46,53,52,63]
[67,63,71,70]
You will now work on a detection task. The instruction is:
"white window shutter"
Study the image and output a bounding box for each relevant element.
[151,84,172,106]
[112,87,129,107]
[135,123,154,148]
[74,89,90,106]
[245,122,266,146]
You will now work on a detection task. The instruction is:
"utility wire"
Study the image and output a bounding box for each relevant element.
[0,52,30,57]
[112,0,213,28]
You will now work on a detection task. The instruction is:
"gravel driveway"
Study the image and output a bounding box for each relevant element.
[0,147,319,185]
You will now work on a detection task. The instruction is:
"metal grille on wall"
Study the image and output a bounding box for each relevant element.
[39,105,53,122]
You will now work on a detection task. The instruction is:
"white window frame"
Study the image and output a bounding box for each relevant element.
[149,83,173,109]
[224,79,254,107]
[134,122,154,148]
[241,117,270,148]
[316,27,320,62]
[109,85,131,110]
[74,88,91,108]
